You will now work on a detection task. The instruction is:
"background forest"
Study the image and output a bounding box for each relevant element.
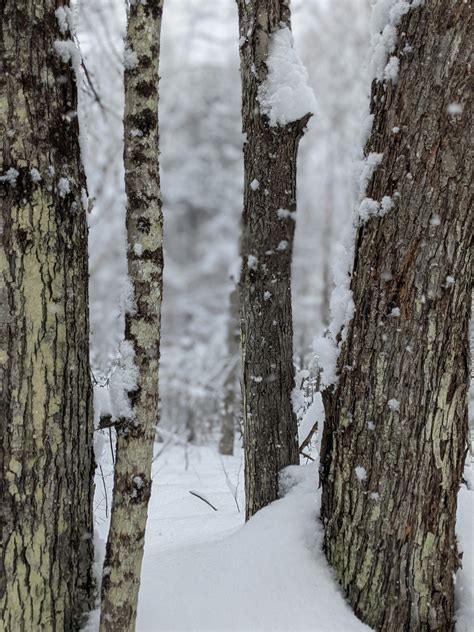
[76,1,472,630]
[1,0,472,631]
[81,0,370,444]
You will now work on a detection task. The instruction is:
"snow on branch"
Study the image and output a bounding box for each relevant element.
[109,340,139,420]
[258,27,316,127]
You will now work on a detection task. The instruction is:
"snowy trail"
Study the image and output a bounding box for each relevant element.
[137,448,369,632]
[90,445,473,632]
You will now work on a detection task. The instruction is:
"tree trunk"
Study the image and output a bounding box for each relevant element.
[99,1,164,631]
[320,2,472,630]
[219,283,240,456]
[237,0,311,520]
[0,2,94,630]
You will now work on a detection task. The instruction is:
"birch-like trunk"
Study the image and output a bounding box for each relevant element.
[0,2,94,630]
[237,0,310,519]
[321,2,472,630]
[99,1,164,631]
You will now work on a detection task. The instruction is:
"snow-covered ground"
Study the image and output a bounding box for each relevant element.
[87,444,473,632]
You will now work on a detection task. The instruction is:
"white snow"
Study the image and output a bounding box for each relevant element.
[312,243,356,390]
[123,47,138,70]
[84,444,474,632]
[55,6,74,35]
[357,162,395,222]
[277,208,294,220]
[430,214,441,226]
[355,466,367,481]
[30,168,42,183]
[58,177,71,198]
[358,152,384,200]
[380,195,394,215]
[119,277,137,316]
[247,255,258,271]
[250,178,260,191]
[446,276,455,286]
[133,243,143,257]
[313,335,339,388]
[298,393,325,448]
[92,384,112,462]
[358,197,381,222]
[370,0,424,82]
[258,27,316,127]
[456,473,474,632]
[263,291,272,301]
[447,102,463,116]
[108,340,138,420]
[291,385,306,419]
[387,398,400,412]
[388,307,400,317]
[54,39,81,70]
[0,168,19,186]
[132,476,145,498]
[229,256,242,284]
[93,384,112,427]
[134,450,371,631]
[276,240,288,251]
[383,55,400,83]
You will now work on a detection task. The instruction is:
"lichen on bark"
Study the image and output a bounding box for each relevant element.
[0,2,94,630]
[99,1,164,631]
[320,2,472,630]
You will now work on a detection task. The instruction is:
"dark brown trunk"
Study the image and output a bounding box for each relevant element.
[321,2,472,630]
[0,2,94,630]
[237,0,310,519]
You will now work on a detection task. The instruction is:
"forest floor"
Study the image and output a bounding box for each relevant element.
[86,443,473,632]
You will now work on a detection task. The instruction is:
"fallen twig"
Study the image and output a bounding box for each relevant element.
[299,421,318,454]
[189,490,217,511]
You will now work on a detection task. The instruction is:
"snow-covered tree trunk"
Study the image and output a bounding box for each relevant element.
[320,2,472,630]
[219,283,240,456]
[0,2,94,630]
[99,1,164,630]
[237,0,314,519]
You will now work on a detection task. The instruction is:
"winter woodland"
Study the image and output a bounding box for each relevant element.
[1,1,472,631]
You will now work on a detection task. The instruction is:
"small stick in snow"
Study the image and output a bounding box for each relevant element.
[189,491,217,511]
[99,464,109,518]
[299,421,318,455]
[219,455,241,513]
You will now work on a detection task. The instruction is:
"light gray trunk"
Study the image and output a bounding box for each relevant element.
[99,1,164,631]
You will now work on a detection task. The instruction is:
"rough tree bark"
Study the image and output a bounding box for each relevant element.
[219,283,240,456]
[320,2,472,630]
[99,1,164,631]
[237,0,311,520]
[0,2,94,630]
